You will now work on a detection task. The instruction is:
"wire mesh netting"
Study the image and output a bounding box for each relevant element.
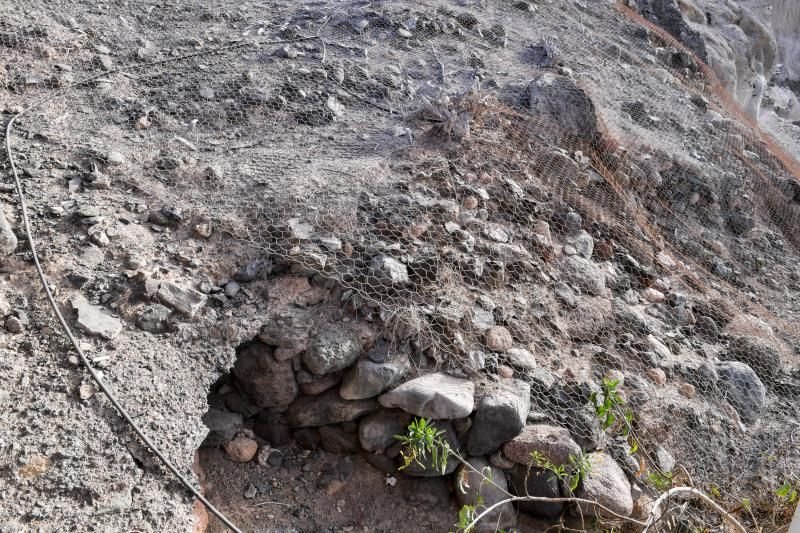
[2,0,799,530]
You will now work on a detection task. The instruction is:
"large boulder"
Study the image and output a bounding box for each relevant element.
[502,424,582,467]
[303,325,362,375]
[339,354,411,400]
[467,379,530,456]
[232,341,298,408]
[576,451,633,518]
[379,373,475,419]
[725,336,782,382]
[455,458,517,531]
[359,410,411,452]
[509,465,564,519]
[559,256,607,296]
[715,361,766,424]
[521,72,598,142]
[286,388,378,427]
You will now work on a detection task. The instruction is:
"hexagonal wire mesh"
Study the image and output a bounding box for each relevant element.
[2,0,799,530]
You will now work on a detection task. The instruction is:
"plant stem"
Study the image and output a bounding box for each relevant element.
[641,487,747,533]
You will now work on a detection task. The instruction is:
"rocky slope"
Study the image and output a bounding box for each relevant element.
[1,0,799,532]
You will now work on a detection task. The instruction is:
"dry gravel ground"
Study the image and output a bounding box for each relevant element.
[1,0,800,532]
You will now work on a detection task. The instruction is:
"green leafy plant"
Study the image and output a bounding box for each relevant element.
[590,378,637,453]
[530,450,592,493]
[775,480,798,503]
[646,471,674,491]
[395,417,450,474]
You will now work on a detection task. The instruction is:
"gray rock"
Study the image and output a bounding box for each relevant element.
[136,304,171,333]
[559,255,606,296]
[318,425,359,454]
[576,452,633,518]
[202,408,243,447]
[339,355,411,400]
[695,315,719,341]
[471,306,495,330]
[510,465,564,519]
[654,446,676,473]
[379,373,475,419]
[612,299,652,335]
[0,204,17,257]
[232,341,298,408]
[258,307,313,358]
[286,389,378,427]
[715,361,766,424]
[224,281,241,298]
[522,72,598,140]
[468,379,531,456]
[504,348,537,371]
[70,295,122,340]
[502,424,582,466]
[156,281,207,319]
[359,410,411,452]
[726,336,782,382]
[304,325,362,375]
[553,282,577,308]
[571,230,594,260]
[455,458,517,531]
[371,254,409,285]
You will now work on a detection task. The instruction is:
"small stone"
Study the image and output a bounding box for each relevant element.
[497,365,514,378]
[371,254,409,285]
[202,409,243,446]
[463,196,479,209]
[136,304,171,334]
[559,255,607,296]
[224,281,241,298]
[5,316,23,333]
[397,28,412,38]
[244,484,257,499]
[680,383,696,398]
[78,383,96,400]
[485,326,513,352]
[224,436,258,463]
[646,368,666,385]
[505,347,537,371]
[641,288,666,304]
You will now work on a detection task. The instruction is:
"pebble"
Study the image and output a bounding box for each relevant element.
[484,325,513,352]
[646,368,666,385]
[497,364,514,378]
[642,288,666,304]
[463,196,479,209]
[5,316,24,333]
[224,436,258,463]
[680,383,696,398]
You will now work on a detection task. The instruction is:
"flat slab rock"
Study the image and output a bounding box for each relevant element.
[155,280,207,319]
[70,295,122,340]
[575,451,633,518]
[378,373,475,419]
[286,388,378,427]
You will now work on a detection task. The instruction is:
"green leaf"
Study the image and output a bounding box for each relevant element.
[777,482,792,498]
